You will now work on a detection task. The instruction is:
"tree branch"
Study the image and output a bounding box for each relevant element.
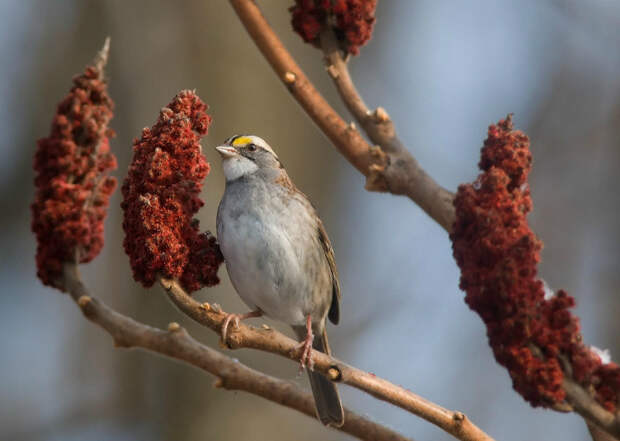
[318,28,455,231]
[588,421,620,441]
[58,263,412,441]
[229,0,455,232]
[228,1,620,438]
[159,276,495,441]
[563,378,620,439]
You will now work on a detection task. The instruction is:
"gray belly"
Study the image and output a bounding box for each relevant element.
[216,185,330,326]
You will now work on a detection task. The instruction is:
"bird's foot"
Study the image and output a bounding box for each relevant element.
[295,334,314,371]
[221,309,262,345]
[294,315,314,371]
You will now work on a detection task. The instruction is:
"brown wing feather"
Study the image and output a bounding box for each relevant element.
[273,171,341,325]
[317,219,341,325]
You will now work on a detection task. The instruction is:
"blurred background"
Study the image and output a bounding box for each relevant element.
[2,1,619,440]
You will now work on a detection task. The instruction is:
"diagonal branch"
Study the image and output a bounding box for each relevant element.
[228,1,620,438]
[318,28,455,231]
[159,276,495,441]
[229,0,455,232]
[321,23,620,439]
[588,420,620,441]
[563,378,620,439]
[58,263,413,441]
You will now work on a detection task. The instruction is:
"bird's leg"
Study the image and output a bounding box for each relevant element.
[221,309,263,345]
[295,314,315,371]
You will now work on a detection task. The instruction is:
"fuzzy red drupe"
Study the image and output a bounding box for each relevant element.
[451,116,619,411]
[32,61,117,287]
[290,0,377,55]
[121,90,223,292]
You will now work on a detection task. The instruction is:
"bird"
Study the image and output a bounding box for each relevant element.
[214,135,344,427]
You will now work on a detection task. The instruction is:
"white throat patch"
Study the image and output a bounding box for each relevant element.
[222,156,258,181]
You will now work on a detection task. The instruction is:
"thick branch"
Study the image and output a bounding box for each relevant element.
[229,0,455,232]
[59,263,411,441]
[159,277,495,441]
[229,0,372,176]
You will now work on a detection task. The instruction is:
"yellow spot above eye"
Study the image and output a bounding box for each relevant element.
[232,136,252,147]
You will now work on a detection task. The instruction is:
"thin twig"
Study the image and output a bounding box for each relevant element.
[321,21,620,438]
[230,0,373,176]
[563,378,620,439]
[58,263,413,441]
[320,28,620,440]
[588,421,620,441]
[229,0,455,232]
[93,37,110,77]
[159,276,495,441]
[319,28,455,231]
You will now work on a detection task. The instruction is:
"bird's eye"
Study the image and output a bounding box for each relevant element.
[247,143,257,152]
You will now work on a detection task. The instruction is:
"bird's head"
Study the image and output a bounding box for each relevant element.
[215,135,281,181]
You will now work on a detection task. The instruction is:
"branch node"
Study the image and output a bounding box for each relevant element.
[365,163,389,192]
[77,295,92,309]
[552,402,574,412]
[213,377,224,388]
[261,324,272,330]
[453,411,465,422]
[326,64,339,79]
[283,71,297,84]
[199,302,211,311]
[348,121,357,131]
[167,321,181,332]
[369,145,386,160]
[373,106,390,123]
[363,146,390,192]
[159,276,173,291]
[327,366,342,382]
[211,303,222,313]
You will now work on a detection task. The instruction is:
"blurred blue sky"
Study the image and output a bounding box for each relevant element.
[1,1,619,441]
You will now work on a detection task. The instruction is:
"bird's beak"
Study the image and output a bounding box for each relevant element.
[215,145,238,159]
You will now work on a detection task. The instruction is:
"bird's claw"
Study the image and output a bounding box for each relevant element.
[294,332,315,372]
[220,309,263,346]
[221,313,241,345]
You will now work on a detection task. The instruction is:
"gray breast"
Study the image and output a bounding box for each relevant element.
[216,176,332,326]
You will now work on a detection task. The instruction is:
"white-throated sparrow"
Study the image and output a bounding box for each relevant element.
[215,135,344,427]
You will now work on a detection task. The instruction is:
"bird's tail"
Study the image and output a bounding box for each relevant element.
[294,326,344,427]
